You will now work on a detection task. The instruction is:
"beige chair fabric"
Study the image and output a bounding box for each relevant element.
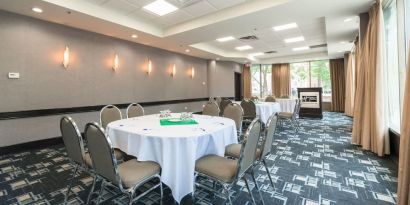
[260,114,279,159]
[240,99,256,120]
[195,156,238,183]
[265,96,276,102]
[236,118,261,177]
[219,98,232,116]
[203,102,220,116]
[126,103,144,118]
[223,103,243,134]
[100,105,122,129]
[397,43,410,205]
[85,123,162,204]
[60,116,87,166]
[225,144,261,159]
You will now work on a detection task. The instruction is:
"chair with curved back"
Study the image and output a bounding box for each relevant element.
[60,116,95,205]
[194,118,264,205]
[202,101,220,117]
[265,96,276,102]
[223,103,244,137]
[215,96,222,107]
[85,123,163,205]
[100,105,126,161]
[241,100,256,120]
[250,96,259,101]
[126,103,144,118]
[278,99,301,132]
[219,98,232,116]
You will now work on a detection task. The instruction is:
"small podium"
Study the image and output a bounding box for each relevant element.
[297,87,323,119]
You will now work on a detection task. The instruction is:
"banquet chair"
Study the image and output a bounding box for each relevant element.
[99,105,126,161]
[60,116,95,205]
[194,118,264,205]
[265,96,276,102]
[278,99,301,132]
[219,98,232,116]
[84,123,163,205]
[240,99,257,129]
[126,103,144,118]
[223,103,244,138]
[215,96,222,107]
[250,96,259,101]
[202,101,220,117]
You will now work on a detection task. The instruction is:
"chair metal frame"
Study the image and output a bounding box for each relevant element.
[193,118,265,205]
[85,122,163,205]
[100,105,122,129]
[126,103,144,118]
[60,116,95,205]
[279,99,301,133]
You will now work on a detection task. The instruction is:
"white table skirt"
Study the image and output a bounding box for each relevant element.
[275,98,296,113]
[233,101,281,124]
[106,114,238,203]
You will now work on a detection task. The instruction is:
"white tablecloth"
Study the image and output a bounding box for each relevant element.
[106,114,238,203]
[233,101,281,124]
[275,98,296,113]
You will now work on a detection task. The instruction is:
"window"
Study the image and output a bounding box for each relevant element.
[290,60,332,101]
[384,0,401,132]
[250,64,272,98]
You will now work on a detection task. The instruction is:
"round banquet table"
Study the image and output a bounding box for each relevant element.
[233,101,281,124]
[275,98,296,113]
[106,113,238,203]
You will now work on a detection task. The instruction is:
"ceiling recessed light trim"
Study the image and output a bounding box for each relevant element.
[143,0,178,16]
[273,23,298,31]
[216,36,235,42]
[292,46,310,51]
[284,36,305,43]
[235,45,253,51]
[32,7,43,13]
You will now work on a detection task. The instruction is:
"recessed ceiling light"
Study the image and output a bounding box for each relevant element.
[32,7,43,13]
[131,34,138,38]
[235,45,253,51]
[344,18,352,22]
[284,36,305,43]
[273,23,298,31]
[216,36,235,42]
[249,52,264,57]
[292,46,310,51]
[185,49,190,52]
[143,0,178,16]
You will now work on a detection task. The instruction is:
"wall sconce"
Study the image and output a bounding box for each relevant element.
[191,67,195,78]
[113,54,119,71]
[171,64,176,77]
[147,59,152,75]
[62,46,70,69]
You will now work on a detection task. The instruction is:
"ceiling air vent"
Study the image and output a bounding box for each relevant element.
[173,0,202,7]
[309,44,327,49]
[239,35,259,41]
[265,51,277,54]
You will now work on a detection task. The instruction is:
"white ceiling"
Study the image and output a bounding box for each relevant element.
[0,0,374,64]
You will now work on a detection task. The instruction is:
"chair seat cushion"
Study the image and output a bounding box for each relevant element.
[118,159,161,189]
[278,112,293,118]
[114,148,126,161]
[195,155,237,183]
[84,152,93,168]
[225,144,261,159]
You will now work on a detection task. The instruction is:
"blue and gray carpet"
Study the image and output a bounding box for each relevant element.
[0,112,398,205]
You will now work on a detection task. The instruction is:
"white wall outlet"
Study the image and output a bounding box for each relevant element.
[8,72,20,79]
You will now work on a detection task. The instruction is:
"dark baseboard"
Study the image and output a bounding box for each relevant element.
[0,137,63,155]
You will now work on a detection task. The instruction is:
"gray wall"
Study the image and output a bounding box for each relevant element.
[207,60,241,97]
[0,11,238,147]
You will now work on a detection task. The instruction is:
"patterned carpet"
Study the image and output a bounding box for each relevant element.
[0,112,398,205]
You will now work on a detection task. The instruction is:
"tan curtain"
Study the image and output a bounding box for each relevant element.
[271,63,290,97]
[344,52,355,116]
[243,64,252,99]
[398,44,410,205]
[352,1,389,156]
[330,58,346,112]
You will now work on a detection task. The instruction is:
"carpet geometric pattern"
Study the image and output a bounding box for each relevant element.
[0,112,397,205]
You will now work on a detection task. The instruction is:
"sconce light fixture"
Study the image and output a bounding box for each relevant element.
[62,46,70,69]
[147,59,152,75]
[113,54,119,70]
[171,64,176,77]
[191,66,195,78]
